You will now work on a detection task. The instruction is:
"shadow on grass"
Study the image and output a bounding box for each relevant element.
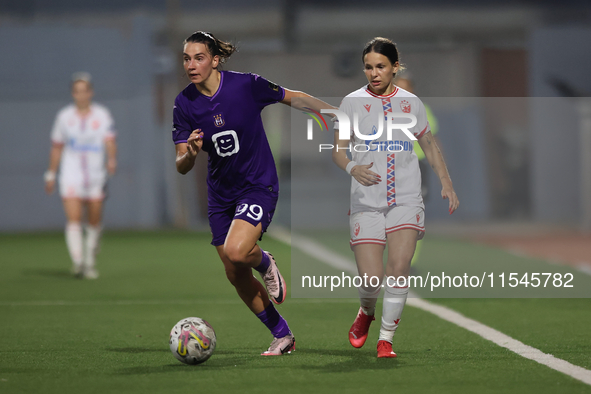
[295,348,404,372]
[113,346,418,375]
[21,268,73,279]
[107,347,170,354]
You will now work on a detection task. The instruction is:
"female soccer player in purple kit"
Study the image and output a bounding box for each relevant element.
[172,31,335,356]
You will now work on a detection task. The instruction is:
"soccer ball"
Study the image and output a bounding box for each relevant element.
[169,317,216,365]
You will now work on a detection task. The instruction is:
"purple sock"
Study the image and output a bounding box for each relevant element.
[254,251,270,273]
[255,302,291,338]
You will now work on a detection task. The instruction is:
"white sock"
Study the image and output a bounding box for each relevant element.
[84,224,102,269]
[65,222,83,267]
[358,286,381,316]
[379,280,408,343]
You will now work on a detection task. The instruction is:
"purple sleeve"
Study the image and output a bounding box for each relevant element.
[172,96,191,144]
[249,73,285,107]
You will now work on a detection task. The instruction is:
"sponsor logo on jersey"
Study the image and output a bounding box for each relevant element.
[68,138,101,152]
[213,113,225,127]
[400,100,411,113]
[364,104,371,112]
[212,130,239,157]
[91,120,100,130]
[364,140,415,152]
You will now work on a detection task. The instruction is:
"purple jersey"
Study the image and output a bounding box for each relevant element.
[172,71,285,205]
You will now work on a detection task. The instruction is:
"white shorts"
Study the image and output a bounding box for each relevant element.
[59,179,106,200]
[350,205,425,247]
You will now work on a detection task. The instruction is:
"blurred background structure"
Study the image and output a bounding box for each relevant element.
[1,0,591,232]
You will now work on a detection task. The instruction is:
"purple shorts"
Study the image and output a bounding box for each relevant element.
[208,187,278,246]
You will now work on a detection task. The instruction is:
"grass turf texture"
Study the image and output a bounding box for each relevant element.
[1,231,590,393]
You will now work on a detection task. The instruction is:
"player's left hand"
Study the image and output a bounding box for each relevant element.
[441,184,459,214]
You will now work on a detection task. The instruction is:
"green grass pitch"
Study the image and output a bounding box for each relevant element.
[1,231,591,393]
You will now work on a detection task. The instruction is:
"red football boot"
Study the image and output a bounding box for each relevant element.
[377,340,397,358]
[349,307,375,348]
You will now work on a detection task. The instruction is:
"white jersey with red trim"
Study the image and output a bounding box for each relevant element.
[336,85,430,214]
[51,103,116,186]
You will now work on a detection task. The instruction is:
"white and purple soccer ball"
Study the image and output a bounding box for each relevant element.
[169,317,216,365]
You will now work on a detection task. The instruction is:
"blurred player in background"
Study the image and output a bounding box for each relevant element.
[333,37,459,358]
[172,31,335,356]
[45,72,117,279]
[395,73,441,266]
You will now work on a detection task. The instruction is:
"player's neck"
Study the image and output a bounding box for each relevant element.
[368,83,395,97]
[195,70,221,97]
[75,104,91,116]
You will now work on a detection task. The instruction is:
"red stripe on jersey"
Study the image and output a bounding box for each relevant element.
[416,123,429,140]
[387,153,396,206]
[365,86,399,98]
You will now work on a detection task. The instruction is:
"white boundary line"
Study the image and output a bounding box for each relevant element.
[269,227,591,386]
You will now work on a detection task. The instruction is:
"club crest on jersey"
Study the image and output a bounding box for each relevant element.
[363,104,372,112]
[400,100,411,113]
[213,113,225,127]
[354,222,360,237]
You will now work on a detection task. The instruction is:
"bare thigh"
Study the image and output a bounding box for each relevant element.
[385,229,419,280]
[223,219,263,267]
[85,200,103,226]
[352,243,385,289]
[62,198,83,223]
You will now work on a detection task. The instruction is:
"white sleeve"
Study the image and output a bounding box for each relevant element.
[334,97,353,138]
[50,111,66,144]
[414,98,430,139]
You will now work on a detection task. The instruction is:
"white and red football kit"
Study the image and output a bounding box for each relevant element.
[335,85,430,246]
[51,103,116,200]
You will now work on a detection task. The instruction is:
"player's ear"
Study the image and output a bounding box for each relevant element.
[393,61,399,75]
[212,55,220,69]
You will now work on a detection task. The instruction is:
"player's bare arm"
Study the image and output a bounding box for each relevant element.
[280,88,337,116]
[175,129,203,174]
[332,131,381,187]
[45,142,63,195]
[105,138,117,176]
[418,131,459,214]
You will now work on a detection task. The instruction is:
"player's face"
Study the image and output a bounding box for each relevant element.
[363,52,399,94]
[183,42,220,85]
[71,81,93,109]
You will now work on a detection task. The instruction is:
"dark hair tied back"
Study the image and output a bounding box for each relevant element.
[184,31,236,66]
[362,37,405,74]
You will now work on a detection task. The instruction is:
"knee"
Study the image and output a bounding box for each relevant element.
[223,243,249,266]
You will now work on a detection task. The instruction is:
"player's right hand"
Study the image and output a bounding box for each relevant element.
[351,162,381,186]
[187,129,204,157]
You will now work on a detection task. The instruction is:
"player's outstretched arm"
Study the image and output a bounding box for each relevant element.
[417,131,459,214]
[280,89,337,116]
[175,129,203,174]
